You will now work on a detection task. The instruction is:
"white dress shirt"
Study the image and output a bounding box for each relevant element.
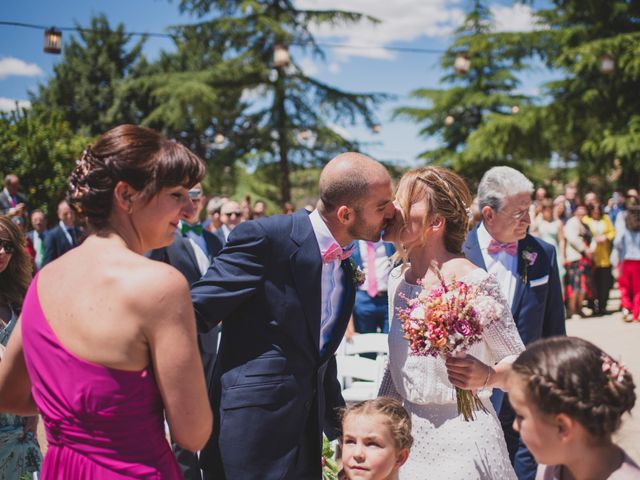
[309,209,345,350]
[477,222,518,308]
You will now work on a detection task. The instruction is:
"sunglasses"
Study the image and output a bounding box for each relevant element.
[223,211,242,216]
[0,240,15,254]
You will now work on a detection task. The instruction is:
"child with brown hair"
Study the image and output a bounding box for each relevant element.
[339,398,413,480]
[509,336,638,479]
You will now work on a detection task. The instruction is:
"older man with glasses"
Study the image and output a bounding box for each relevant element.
[214,200,242,246]
[463,166,565,480]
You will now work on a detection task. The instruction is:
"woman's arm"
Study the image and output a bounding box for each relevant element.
[144,268,212,452]
[0,317,38,415]
[445,355,512,391]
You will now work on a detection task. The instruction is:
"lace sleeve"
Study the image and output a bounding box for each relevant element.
[377,364,402,400]
[480,274,525,365]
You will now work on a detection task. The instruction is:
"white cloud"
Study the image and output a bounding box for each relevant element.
[0,57,44,80]
[491,3,539,33]
[297,0,465,60]
[298,57,319,76]
[328,62,341,74]
[0,97,31,112]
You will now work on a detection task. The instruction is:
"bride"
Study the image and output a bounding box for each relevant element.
[379,166,524,479]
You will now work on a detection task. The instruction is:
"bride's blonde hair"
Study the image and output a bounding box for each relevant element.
[395,166,472,261]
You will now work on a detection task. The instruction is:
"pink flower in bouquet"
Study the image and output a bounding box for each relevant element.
[397,273,503,421]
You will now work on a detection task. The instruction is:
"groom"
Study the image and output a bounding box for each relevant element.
[191,153,395,479]
[463,166,565,480]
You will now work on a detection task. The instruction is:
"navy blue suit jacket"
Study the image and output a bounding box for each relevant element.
[349,241,395,270]
[191,209,355,480]
[43,224,78,266]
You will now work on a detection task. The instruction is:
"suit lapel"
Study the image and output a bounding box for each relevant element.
[511,239,528,316]
[176,233,199,269]
[290,211,322,352]
[464,225,487,271]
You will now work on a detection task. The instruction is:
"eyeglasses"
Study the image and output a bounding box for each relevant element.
[498,208,530,222]
[188,189,202,200]
[223,211,242,216]
[0,240,15,254]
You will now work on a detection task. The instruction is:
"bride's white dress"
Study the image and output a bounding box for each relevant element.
[378,266,524,480]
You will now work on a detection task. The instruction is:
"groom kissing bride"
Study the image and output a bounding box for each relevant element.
[191,152,395,479]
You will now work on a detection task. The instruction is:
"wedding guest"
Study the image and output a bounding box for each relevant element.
[463,166,565,480]
[240,195,253,222]
[564,203,594,319]
[253,200,266,219]
[0,124,212,478]
[533,199,566,288]
[26,210,47,271]
[148,182,224,478]
[0,174,28,229]
[509,336,639,480]
[204,196,225,233]
[340,398,412,480]
[552,195,567,224]
[563,185,578,220]
[350,240,395,335]
[0,216,41,477]
[214,200,241,246]
[282,201,295,214]
[42,200,80,266]
[583,203,615,315]
[614,205,640,322]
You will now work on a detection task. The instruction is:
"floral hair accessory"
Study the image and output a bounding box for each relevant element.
[601,353,627,383]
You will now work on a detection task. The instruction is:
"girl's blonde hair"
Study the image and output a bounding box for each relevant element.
[395,166,472,261]
[341,397,413,451]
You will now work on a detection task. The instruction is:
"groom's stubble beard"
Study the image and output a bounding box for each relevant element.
[347,208,384,243]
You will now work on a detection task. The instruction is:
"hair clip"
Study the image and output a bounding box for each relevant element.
[465,207,473,221]
[601,353,627,383]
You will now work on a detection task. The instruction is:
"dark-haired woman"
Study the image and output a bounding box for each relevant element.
[0,125,212,479]
[615,205,640,322]
[509,336,638,479]
[0,216,42,478]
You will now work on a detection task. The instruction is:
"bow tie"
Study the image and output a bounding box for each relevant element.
[487,239,517,256]
[180,223,204,236]
[322,242,354,263]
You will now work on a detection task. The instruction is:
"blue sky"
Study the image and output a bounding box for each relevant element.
[1,0,551,166]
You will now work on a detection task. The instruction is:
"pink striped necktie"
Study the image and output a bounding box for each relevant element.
[366,242,379,297]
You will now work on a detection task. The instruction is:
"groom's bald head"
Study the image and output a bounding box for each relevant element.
[318,152,390,213]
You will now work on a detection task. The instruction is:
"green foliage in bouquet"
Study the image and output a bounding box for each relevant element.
[322,436,339,480]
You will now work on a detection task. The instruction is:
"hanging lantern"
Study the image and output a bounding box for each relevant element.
[44,27,62,54]
[444,115,455,126]
[511,105,520,114]
[298,129,311,141]
[454,53,470,74]
[371,124,382,134]
[599,54,614,75]
[273,44,290,68]
[214,133,226,144]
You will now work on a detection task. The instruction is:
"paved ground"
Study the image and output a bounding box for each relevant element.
[37,292,640,463]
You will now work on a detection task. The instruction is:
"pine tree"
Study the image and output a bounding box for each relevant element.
[167,0,388,203]
[394,0,531,183]
[31,15,147,137]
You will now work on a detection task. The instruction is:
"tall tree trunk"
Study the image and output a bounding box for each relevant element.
[274,69,291,204]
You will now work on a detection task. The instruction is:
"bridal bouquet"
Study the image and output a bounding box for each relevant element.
[397,273,504,421]
[322,436,339,480]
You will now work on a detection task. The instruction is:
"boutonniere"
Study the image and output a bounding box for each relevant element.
[520,248,538,283]
[349,259,366,287]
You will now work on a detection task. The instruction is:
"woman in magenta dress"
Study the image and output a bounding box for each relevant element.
[0,124,212,479]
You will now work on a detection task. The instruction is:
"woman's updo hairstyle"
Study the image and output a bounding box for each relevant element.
[512,336,636,439]
[68,124,206,229]
[396,166,472,256]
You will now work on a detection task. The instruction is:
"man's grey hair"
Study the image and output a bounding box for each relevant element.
[477,166,534,212]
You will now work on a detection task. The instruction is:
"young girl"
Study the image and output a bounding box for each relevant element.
[509,336,639,479]
[340,398,413,480]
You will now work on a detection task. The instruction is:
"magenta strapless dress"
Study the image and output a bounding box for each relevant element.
[21,276,183,479]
